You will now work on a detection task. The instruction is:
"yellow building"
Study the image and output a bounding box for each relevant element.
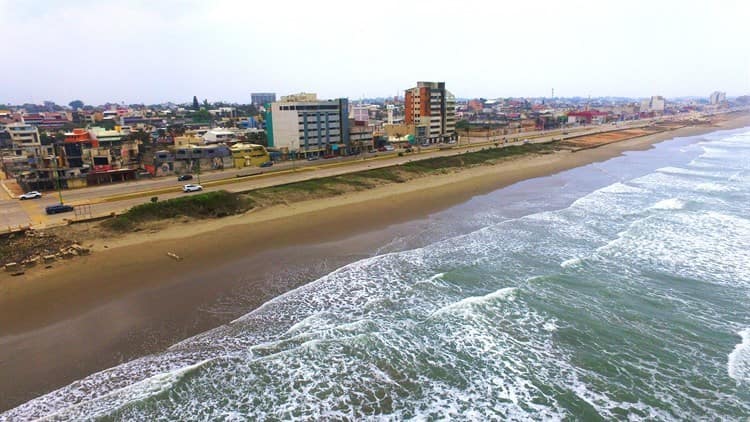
[230,143,270,167]
[174,134,203,147]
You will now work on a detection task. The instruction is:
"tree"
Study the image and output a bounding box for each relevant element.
[192,96,200,110]
[39,130,54,145]
[123,129,152,144]
[245,131,268,147]
[192,109,212,123]
[69,100,84,110]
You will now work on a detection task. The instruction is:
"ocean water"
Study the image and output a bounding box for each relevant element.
[4,128,750,421]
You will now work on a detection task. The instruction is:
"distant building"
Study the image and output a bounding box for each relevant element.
[280,92,318,102]
[230,143,270,168]
[404,81,456,143]
[6,122,41,149]
[89,126,131,147]
[2,123,51,177]
[640,96,666,113]
[566,110,608,125]
[350,105,370,122]
[63,128,97,168]
[251,92,277,107]
[468,99,484,112]
[151,144,234,177]
[349,119,374,154]
[203,129,237,144]
[709,91,726,105]
[265,94,350,157]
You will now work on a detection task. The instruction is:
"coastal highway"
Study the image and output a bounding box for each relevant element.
[0,117,680,230]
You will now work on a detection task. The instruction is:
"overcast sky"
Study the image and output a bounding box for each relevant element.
[1,0,748,105]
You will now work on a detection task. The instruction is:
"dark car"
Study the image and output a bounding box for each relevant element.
[260,161,273,168]
[177,174,193,181]
[45,204,74,215]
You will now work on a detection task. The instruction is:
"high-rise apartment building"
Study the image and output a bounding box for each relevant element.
[251,92,276,107]
[404,81,456,143]
[265,93,350,157]
[640,96,666,113]
[709,91,726,105]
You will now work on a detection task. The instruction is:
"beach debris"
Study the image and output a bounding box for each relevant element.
[167,252,182,261]
[4,262,18,272]
[43,255,56,264]
[22,256,39,267]
[70,244,90,255]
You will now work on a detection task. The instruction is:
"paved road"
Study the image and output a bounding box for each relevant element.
[0,115,700,231]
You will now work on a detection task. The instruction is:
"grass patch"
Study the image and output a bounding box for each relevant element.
[102,142,558,232]
[102,190,254,232]
[402,142,555,173]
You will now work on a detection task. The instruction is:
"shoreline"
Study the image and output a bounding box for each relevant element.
[2,114,750,411]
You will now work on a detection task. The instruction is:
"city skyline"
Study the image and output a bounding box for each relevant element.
[1,0,749,105]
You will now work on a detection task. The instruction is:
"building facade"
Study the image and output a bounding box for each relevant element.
[265,95,350,157]
[709,91,726,105]
[404,81,456,143]
[349,119,374,154]
[251,92,277,107]
[640,96,666,113]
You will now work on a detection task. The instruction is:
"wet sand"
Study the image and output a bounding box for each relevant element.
[1,113,749,411]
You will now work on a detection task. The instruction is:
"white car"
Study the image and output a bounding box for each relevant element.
[19,191,42,200]
[182,184,203,193]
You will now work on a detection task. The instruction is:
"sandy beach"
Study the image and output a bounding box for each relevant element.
[1,113,749,411]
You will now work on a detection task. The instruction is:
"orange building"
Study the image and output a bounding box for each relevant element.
[404,82,456,143]
[64,128,99,147]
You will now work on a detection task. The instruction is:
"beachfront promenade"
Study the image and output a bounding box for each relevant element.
[0,116,695,230]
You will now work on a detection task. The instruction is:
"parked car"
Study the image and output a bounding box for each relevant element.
[260,161,273,167]
[384,145,395,151]
[421,142,430,147]
[45,203,74,215]
[322,154,335,159]
[447,139,457,144]
[182,184,203,193]
[377,147,386,152]
[307,155,320,161]
[19,191,42,200]
[177,174,193,181]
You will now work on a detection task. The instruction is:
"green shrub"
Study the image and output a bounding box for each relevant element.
[102,191,253,231]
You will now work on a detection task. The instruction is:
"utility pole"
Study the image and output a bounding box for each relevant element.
[51,144,64,204]
[194,158,201,185]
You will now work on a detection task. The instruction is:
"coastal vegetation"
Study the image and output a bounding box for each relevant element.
[102,190,254,232]
[102,141,557,232]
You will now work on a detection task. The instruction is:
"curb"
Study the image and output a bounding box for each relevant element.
[0,180,17,199]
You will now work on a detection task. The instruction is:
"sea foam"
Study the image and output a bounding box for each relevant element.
[650,198,685,210]
[728,328,750,383]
